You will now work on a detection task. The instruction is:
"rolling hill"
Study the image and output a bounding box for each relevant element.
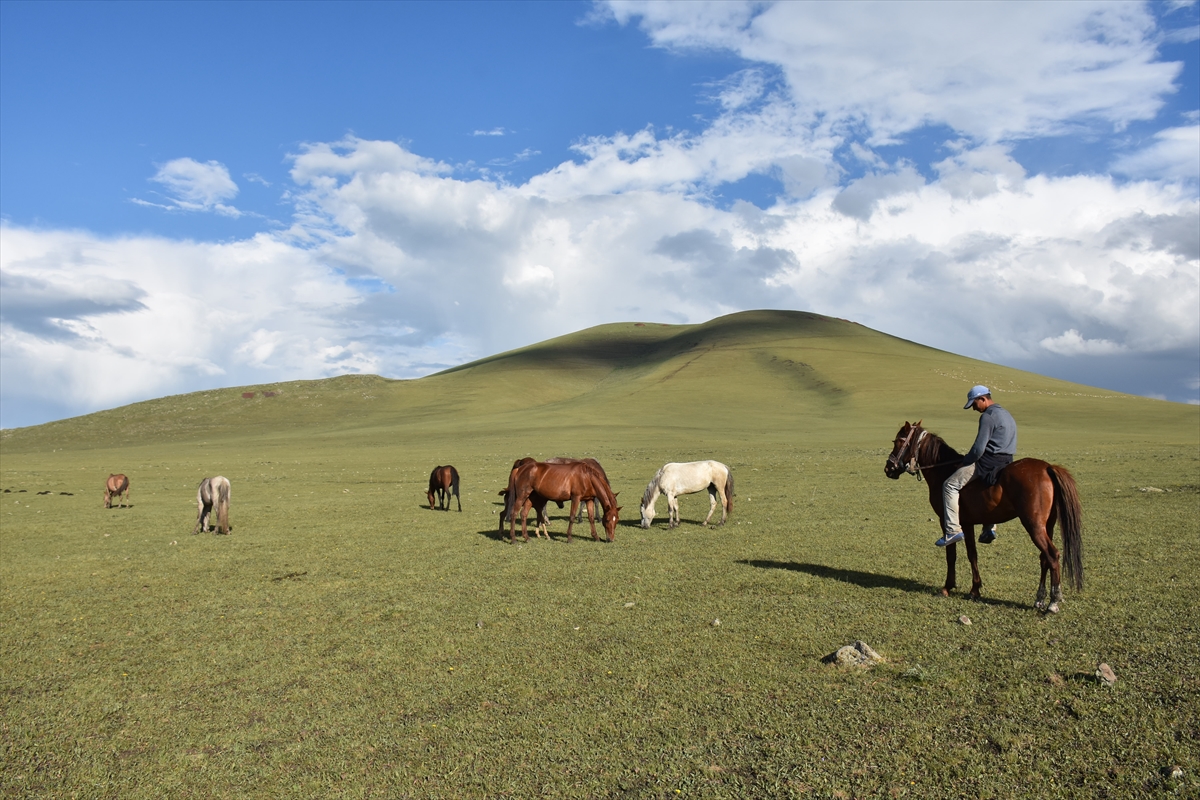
[3,309,1193,455]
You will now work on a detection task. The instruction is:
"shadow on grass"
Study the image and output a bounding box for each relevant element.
[736,560,1030,609]
[476,526,616,544]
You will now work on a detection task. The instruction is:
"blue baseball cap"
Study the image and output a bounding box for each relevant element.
[964,385,990,409]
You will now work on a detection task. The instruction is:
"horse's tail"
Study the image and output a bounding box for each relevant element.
[723,465,734,514]
[451,467,460,496]
[216,478,231,534]
[1049,465,1083,591]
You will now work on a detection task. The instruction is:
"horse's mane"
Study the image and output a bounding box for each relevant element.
[917,427,962,465]
[642,465,668,508]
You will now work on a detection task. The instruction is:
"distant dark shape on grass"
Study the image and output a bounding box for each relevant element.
[193,476,231,535]
[104,473,130,508]
[242,392,256,399]
[885,421,1083,613]
[427,465,461,511]
[263,391,279,397]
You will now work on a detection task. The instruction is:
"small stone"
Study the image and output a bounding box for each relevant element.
[959,615,972,625]
[475,621,484,629]
[624,602,635,608]
[1140,486,1164,493]
[711,618,721,627]
[1169,766,1183,780]
[1096,663,1117,686]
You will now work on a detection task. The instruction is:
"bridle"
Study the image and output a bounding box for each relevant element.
[887,425,961,481]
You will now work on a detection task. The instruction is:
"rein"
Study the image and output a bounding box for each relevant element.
[893,427,962,481]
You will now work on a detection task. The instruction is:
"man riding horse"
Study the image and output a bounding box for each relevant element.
[936,385,1015,548]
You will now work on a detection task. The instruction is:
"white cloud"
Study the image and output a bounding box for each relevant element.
[473,127,507,136]
[606,0,1180,143]
[1111,125,1200,180]
[145,157,242,216]
[1039,329,1127,356]
[4,134,1198,426]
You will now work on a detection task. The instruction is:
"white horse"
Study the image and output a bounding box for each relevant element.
[193,476,232,534]
[640,461,734,529]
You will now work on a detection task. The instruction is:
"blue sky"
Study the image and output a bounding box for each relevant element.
[2,0,1198,428]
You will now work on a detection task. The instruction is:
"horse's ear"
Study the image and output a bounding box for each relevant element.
[613,491,620,497]
[915,419,922,427]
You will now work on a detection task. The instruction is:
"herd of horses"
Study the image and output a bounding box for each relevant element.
[98,421,1086,613]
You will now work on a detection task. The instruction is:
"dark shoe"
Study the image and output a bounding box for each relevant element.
[936,532,965,547]
[979,528,997,544]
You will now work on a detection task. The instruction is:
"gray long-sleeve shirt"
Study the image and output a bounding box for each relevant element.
[962,404,1017,466]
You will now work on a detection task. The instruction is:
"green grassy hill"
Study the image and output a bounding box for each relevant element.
[4,309,1191,454]
[3,310,1197,799]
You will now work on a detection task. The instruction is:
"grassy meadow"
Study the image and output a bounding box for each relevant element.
[2,310,1198,799]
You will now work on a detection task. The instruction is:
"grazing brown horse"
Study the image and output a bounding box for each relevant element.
[498,458,551,535]
[885,421,1083,612]
[546,457,611,522]
[506,460,620,544]
[427,465,461,511]
[104,473,130,508]
[192,476,232,535]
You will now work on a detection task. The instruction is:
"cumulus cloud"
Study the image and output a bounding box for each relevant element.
[605,1,1180,142]
[1039,329,1126,356]
[5,131,1198,425]
[140,157,242,216]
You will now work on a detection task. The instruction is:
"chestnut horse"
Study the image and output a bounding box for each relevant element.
[427,465,461,511]
[104,473,130,508]
[498,457,609,535]
[885,421,1083,613]
[499,458,550,535]
[506,460,620,544]
[192,476,232,535]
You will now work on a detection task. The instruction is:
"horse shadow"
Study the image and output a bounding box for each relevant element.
[736,560,1028,609]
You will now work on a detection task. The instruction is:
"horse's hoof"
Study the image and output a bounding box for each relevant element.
[1048,602,1060,614]
[940,588,951,598]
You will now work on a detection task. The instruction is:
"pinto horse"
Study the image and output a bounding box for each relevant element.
[640,460,733,528]
[104,473,130,508]
[506,460,620,544]
[428,465,461,511]
[885,421,1083,612]
[192,476,232,535]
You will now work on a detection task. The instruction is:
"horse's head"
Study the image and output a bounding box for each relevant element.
[639,500,654,528]
[603,505,621,542]
[885,420,923,479]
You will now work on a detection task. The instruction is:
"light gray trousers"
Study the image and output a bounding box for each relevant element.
[942,463,976,535]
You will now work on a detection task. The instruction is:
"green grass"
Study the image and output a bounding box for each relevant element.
[2,310,1198,798]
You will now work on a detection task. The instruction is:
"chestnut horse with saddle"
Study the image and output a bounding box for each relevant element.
[505,458,620,544]
[885,421,1083,613]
